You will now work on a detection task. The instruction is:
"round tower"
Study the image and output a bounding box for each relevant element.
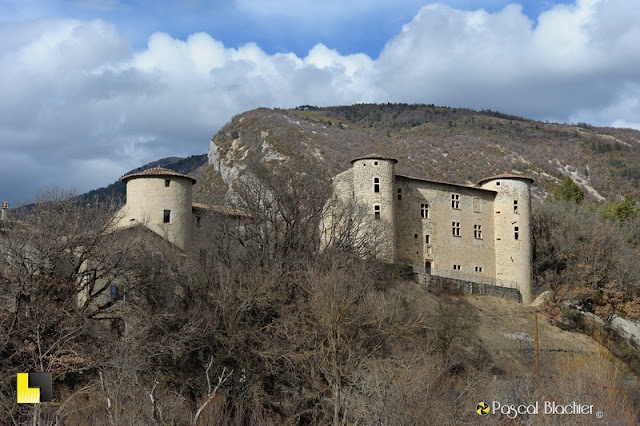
[478,174,534,304]
[350,154,397,262]
[120,167,196,250]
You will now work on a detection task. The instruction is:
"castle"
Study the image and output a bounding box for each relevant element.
[114,167,199,250]
[331,154,533,303]
[113,154,534,303]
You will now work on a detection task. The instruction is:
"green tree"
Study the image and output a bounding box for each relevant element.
[554,177,584,203]
[602,194,638,221]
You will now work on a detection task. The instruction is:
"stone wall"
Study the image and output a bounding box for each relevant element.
[395,176,496,280]
[413,272,522,303]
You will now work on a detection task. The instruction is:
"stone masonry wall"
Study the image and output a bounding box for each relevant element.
[413,273,522,303]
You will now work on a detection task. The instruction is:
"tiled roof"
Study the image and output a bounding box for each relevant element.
[396,174,497,194]
[192,203,251,218]
[121,167,197,184]
[350,153,398,164]
[477,173,534,186]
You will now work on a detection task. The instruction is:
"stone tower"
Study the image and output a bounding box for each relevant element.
[119,167,196,250]
[350,154,398,262]
[478,174,534,303]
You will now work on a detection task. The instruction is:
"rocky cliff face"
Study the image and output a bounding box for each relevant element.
[192,104,640,205]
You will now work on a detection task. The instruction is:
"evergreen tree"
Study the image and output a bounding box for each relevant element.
[554,177,584,203]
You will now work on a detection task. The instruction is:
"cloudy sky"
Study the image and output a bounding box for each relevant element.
[2,0,640,203]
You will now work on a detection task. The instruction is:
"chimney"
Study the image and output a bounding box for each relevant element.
[1,202,8,221]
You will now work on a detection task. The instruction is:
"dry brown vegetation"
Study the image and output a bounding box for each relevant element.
[2,147,640,424]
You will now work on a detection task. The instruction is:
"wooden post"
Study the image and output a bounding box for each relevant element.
[534,311,540,389]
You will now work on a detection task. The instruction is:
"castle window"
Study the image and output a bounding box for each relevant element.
[474,224,482,239]
[513,200,519,214]
[374,205,380,220]
[473,197,482,213]
[374,161,378,165]
[451,194,460,209]
[496,182,501,186]
[165,179,170,187]
[453,264,461,270]
[452,221,460,237]
[397,188,402,201]
[374,177,380,193]
[196,216,202,227]
[514,226,519,240]
[163,209,171,223]
[475,266,483,272]
[414,234,418,239]
[425,234,430,244]
[421,203,429,218]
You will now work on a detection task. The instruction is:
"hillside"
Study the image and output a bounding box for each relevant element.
[194,104,640,204]
[82,154,207,203]
[4,104,640,424]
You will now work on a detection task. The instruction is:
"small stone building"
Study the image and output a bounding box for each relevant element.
[113,166,246,252]
[114,167,198,251]
[331,154,534,303]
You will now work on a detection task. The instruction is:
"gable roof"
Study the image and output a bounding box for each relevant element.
[121,167,197,184]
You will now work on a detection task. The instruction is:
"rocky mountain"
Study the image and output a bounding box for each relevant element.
[193,104,640,205]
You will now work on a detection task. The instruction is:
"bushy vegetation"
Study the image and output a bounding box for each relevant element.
[2,160,640,424]
[533,195,640,323]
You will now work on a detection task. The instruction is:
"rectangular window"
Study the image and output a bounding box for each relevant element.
[165,179,170,187]
[163,209,171,223]
[425,235,430,245]
[196,216,202,227]
[414,234,418,239]
[397,188,402,201]
[451,193,460,209]
[453,264,461,270]
[474,224,482,239]
[374,161,378,165]
[374,205,380,220]
[421,203,429,218]
[514,226,519,240]
[452,221,460,237]
[374,177,380,193]
[513,200,519,214]
[475,266,483,272]
[473,197,482,213]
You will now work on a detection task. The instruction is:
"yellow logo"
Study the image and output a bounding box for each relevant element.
[17,373,52,404]
[476,402,490,415]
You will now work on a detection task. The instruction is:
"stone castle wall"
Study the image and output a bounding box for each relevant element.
[116,175,193,250]
[479,178,532,303]
[395,176,496,280]
[413,273,522,303]
[333,155,533,303]
[351,158,397,262]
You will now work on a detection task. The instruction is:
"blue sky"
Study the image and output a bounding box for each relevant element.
[1,0,639,202]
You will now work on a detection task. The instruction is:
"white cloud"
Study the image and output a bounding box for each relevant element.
[2,0,640,201]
